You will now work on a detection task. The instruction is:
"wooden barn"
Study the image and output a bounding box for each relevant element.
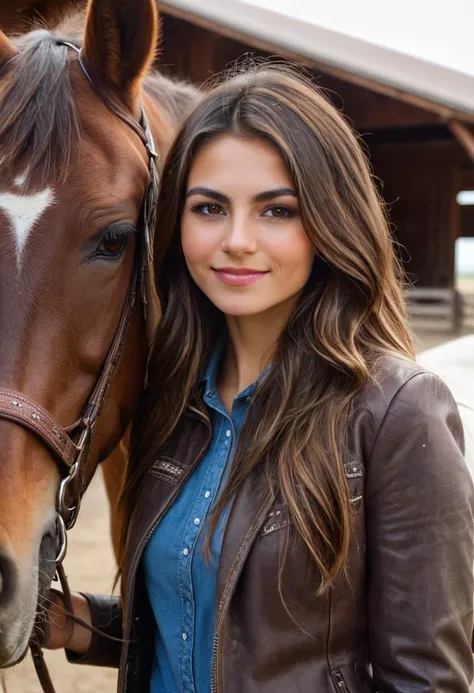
[2,0,474,328]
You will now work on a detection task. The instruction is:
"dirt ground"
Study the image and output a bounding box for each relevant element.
[6,321,474,693]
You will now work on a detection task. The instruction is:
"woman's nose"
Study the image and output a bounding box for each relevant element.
[221,217,257,255]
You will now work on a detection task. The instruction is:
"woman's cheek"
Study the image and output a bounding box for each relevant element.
[266,227,314,273]
[181,224,202,265]
[181,221,216,266]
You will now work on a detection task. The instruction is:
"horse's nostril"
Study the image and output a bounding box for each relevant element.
[0,554,15,609]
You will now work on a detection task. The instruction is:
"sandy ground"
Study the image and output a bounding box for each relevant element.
[6,320,474,693]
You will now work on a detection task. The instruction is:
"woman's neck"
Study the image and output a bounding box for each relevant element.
[218,297,296,405]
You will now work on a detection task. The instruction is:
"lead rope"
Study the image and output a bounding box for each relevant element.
[31,564,127,693]
[30,646,55,693]
[30,565,72,693]
[55,563,126,646]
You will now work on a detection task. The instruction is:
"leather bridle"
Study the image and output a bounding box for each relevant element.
[0,41,158,691]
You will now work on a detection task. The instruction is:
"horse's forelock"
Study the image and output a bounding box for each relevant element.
[1,23,83,188]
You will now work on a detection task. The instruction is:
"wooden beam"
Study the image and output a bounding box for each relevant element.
[160,2,474,126]
[449,120,474,164]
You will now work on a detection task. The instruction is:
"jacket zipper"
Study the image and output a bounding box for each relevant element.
[332,670,350,693]
[210,633,219,693]
[210,419,236,693]
[210,493,275,693]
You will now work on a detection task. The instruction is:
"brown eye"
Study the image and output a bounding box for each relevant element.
[263,205,294,219]
[207,204,222,215]
[93,226,134,261]
[99,233,128,256]
[192,203,224,216]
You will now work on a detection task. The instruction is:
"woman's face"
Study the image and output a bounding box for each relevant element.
[181,135,315,319]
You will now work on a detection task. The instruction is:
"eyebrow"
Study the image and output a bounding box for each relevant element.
[186,186,297,204]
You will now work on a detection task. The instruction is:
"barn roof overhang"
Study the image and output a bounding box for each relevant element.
[161,0,474,128]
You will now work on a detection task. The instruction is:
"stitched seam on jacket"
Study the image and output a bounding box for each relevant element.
[216,499,273,626]
[149,470,179,484]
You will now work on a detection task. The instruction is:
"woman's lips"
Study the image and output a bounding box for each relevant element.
[212,268,269,286]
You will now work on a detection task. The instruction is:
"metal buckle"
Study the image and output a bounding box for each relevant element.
[55,425,91,537]
[55,513,68,565]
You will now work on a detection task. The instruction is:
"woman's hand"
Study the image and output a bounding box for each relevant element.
[44,591,93,654]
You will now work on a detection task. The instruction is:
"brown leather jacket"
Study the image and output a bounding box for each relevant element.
[71,356,474,692]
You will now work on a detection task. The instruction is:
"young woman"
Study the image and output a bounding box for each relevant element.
[45,64,474,692]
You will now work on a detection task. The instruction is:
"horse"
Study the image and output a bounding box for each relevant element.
[0,0,198,671]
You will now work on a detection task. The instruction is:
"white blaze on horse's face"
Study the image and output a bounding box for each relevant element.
[0,186,55,267]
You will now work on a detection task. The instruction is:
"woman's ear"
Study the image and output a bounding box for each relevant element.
[81,0,158,113]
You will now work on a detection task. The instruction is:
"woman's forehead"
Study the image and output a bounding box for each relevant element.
[187,134,293,194]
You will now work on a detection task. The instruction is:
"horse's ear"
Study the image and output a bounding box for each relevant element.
[0,31,18,66]
[81,0,158,111]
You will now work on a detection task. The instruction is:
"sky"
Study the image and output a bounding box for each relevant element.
[248,0,474,77]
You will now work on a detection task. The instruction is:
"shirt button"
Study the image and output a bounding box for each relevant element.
[204,491,211,498]
[226,429,231,437]
[246,396,252,403]
[183,548,189,556]
[182,633,188,641]
[194,518,200,526]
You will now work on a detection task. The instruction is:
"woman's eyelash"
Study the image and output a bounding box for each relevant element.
[190,203,223,215]
[262,205,296,218]
[190,203,297,218]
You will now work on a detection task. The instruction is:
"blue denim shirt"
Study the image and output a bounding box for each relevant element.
[143,343,257,693]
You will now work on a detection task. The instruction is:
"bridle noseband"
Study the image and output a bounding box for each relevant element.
[0,41,158,691]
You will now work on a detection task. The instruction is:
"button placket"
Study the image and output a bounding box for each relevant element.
[171,381,254,692]
[177,417,231,693]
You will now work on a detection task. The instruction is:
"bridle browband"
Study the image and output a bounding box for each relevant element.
[0,41,158,692]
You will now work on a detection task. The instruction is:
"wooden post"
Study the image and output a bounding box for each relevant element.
[449,120,474,163]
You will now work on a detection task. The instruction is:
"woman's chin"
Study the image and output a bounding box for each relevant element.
[214,300,273,318]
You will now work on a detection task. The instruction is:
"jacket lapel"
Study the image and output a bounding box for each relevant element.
[215,467,274,622]
[122,414,211,592]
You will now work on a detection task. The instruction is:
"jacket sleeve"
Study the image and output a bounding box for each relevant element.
[65,593,123,669]
[366,371,474,693]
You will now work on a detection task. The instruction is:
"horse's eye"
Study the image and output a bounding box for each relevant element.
[92,225,135,261]
[99,231,128,257]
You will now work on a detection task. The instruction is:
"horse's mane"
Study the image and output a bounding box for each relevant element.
[0,10,200,187]
[143,72,200,125]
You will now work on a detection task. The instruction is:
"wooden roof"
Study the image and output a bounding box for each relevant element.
[161,0,474,123]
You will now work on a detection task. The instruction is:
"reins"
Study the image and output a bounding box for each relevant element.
[0,40,158,693]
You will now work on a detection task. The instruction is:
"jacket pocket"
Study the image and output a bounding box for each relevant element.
[148,456,186,484]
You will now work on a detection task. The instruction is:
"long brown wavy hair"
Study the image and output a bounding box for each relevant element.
[121,63,415,591]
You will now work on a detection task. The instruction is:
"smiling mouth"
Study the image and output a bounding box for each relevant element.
[212,268,269,287]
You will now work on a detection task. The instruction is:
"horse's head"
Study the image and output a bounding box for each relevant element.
[0,0,167,666]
